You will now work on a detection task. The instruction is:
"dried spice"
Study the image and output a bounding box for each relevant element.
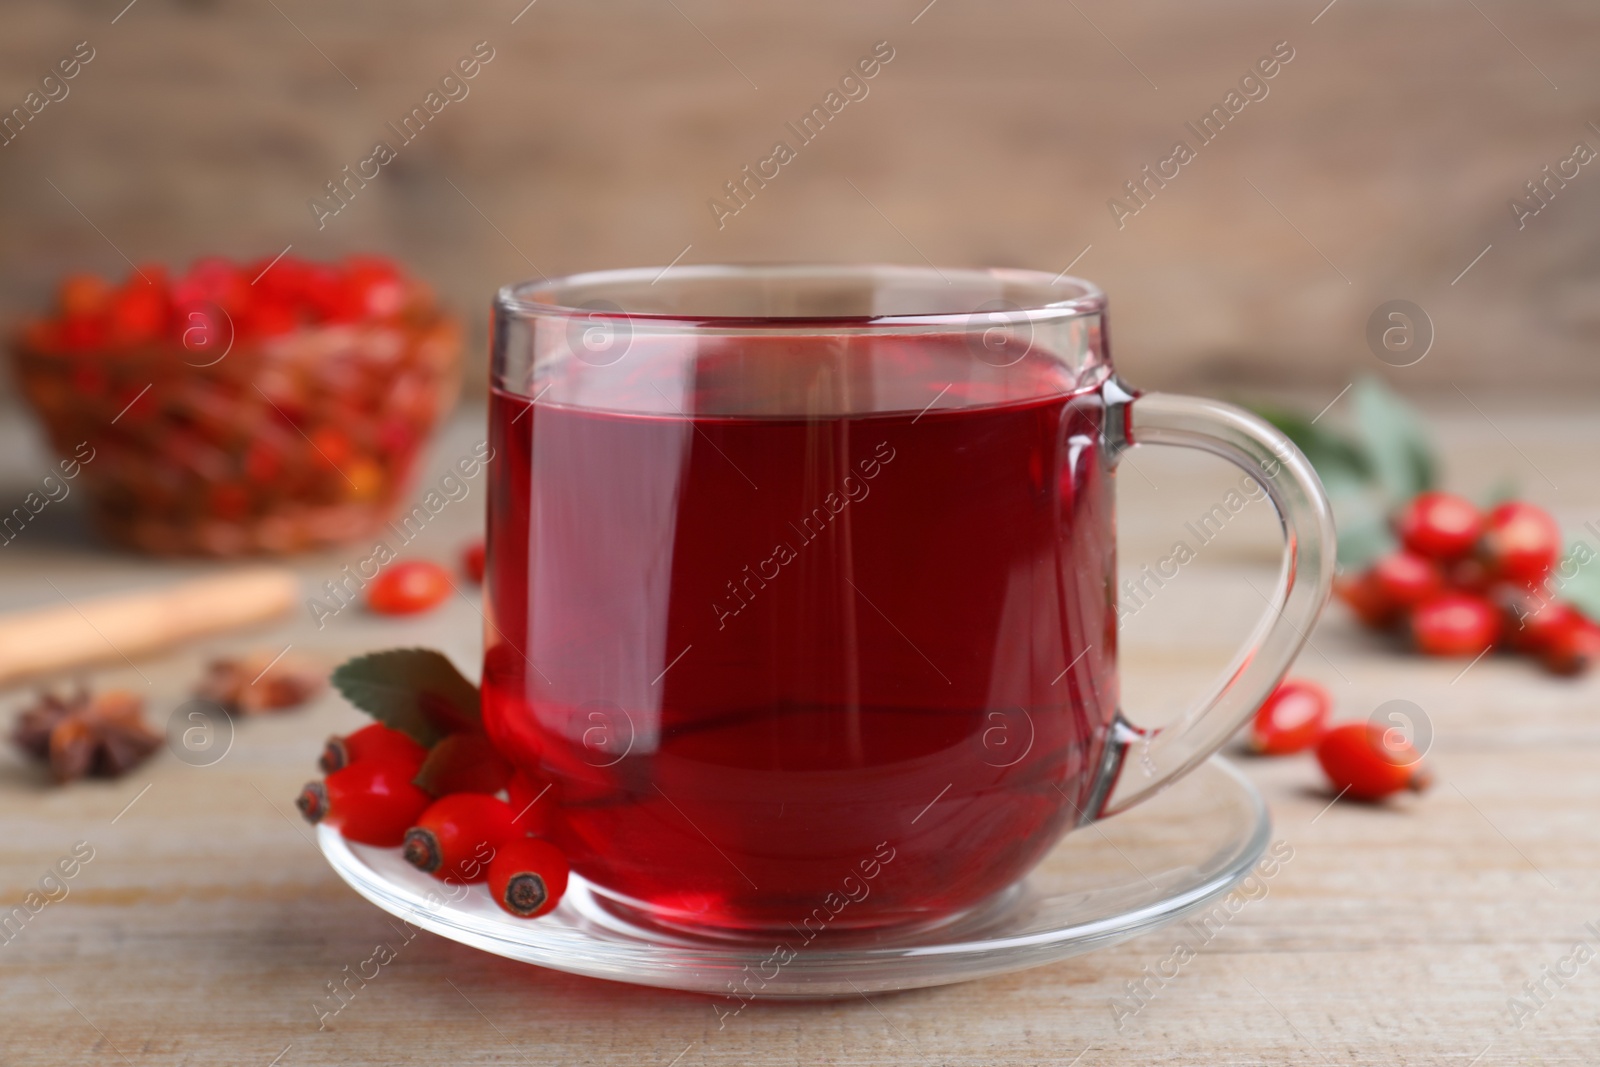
[10,689,161,782]
[195,651,325,715]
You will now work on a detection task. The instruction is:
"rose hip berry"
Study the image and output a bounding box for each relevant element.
[1542,616,1600,676]
[367,561,453,616]
[413,732,513,797]
[1442,556,1492,596]
[1396,491,1481,561]
[1479,501,1562,585]
[296,760,432,847]
[1370,551,1443,610]
[1316,721,1432,801]
[1502,598,1577,655]
[319,722,428,774]
[1411,593,1499,657]
[58,274,112,318]
[1335,571,1399,629]
[463,540,486,584]
[402,794,521,883]
[487,838,570,919]
[1249,678,1332,756]
[506,770,558,836]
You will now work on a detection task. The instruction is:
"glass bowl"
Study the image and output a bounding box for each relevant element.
[10,306,460,556]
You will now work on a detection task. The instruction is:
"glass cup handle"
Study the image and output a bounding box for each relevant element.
[1096,386,1337,818]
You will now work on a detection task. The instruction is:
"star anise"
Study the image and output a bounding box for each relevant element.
[10,689,162,783]
[194,651,325,716]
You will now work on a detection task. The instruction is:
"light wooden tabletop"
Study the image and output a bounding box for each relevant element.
[2,400,1597,1066]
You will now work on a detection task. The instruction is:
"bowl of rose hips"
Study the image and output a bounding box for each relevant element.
[1336,491,1600,674]
[9,255,460,555]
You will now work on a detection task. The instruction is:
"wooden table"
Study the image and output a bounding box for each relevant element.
[2,401,1597,1066]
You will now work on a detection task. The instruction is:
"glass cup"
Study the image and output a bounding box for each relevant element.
[483,265,1333,936]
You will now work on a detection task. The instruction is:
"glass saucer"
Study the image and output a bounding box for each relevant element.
[318,756,1268,998]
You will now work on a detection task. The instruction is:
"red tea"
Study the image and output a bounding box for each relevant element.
[483,335,1119,932]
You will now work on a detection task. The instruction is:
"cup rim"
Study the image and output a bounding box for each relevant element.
[495,263,1106,329]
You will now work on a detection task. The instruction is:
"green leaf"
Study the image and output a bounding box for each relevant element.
[1350,377,1437,503]
[1480,476,1520,508]
[1250,402,1393,569]
[1558,543,1600,623]
[1328,487,1396,570]
[330,648,481,747]
[1252,405,1374,497]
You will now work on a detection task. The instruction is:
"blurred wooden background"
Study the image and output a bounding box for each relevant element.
[1,0,1598,394]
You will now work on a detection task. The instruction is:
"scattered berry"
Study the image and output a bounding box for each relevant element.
[413,732,513,797]
[367,561,453,616]
[319,722,429,775]
[1411,594,1499,657]
[1316,721,1432,801]
[297,760,432,847]
[1370,551,1443,610]
[1248,679,1332,756]
[487,838,570,919]
[1501,596,1575,655]
[1541,616,1600,676]
[506,770,557,836]
[1396,492,1481,561]
[1335,570,1398,629]
[402,794,521,882]
[1479,501,1562,585]
[463,540,486,584]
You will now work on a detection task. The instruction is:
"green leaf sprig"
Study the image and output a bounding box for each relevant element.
[330,648,481,747]
[1251,377,1437,570]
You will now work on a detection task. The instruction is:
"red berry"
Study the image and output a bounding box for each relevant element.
[38,256,428,354]
[174,300,229,356]
[1500,594,1571,653]
[1479,501,1562,586]
[342,256,407,318]
[207,483,250,522]
[1442,556,1492,595]
[402,795,521,883]
[1316,721,1432,801]
[1248,678,1332,756]
[243,440,284,483]
[413,732,513,797]
[1335,571,1399,630]
[487,838,569,919]
[59,316,106,351]
[1541,616,1600,676]
[1396,492,1481,561]
[309,427,352,470]
[297,760,432,846]
[1411,594,1499,656]
[506,770,558,836]
[242,299,299,338]
[174,256,249,313]
[58,273,112,318]
[377,418,415,457]
[463,540,486,584]
[107,275,169,344]
[1370,551,1443,610]
[319,722,429,774]
[367,561,453,616]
